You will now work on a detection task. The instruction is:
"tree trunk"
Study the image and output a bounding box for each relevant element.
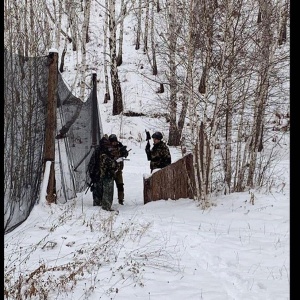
[143,0,150,53]
[59,45,67,73]
[103,0,111,102]
[167,0,180,146]
[66,0,77,51]
[150,2,158,75]
[156,0,161,12]
[117,0,125,66]
[135,0,142,50]
[278,1,288,45]
[79,0,91,100]
[108,0,123,115]
[247,1,274,188]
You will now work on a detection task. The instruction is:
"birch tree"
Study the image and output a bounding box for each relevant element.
[143,0,150,54]
[79,0,91,100]
[278,0,289,46]
[5,0,51,55]
[116,0,125,66]
[246,0,277,188]
[108,0,123,115]
[106,0,136,110]
[143,0,158,75]
[135,0,142,50]
[103,0,111,102]
[166,0,183,146]
[150,2,158,75]
[65,0,78,51]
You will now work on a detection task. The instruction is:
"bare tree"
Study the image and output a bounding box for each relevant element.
[65,0,78,51]
[156,0,161,13]
[108,0,123,115]
[79,0,92,100]
[246,0,277,188]
[143,0,150,53]
[4,0,289,208]
[278,0,289,46]
[135,0,142,50]
[150,2,158,75]
[116,0,126,66]
[166,0,184,146]
[45,2,72,44]
[5,0,52,55]
[103,0,111,103]
[143,0,158,75]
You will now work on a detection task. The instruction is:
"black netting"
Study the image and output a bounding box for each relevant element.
[57,73,102,194]
[57,75,103,195]
[4,50,49,234]
[4,50,103,234]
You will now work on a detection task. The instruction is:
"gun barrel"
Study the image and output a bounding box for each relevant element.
[145,130,151,141]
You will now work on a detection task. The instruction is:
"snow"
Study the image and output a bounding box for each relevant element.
[4,1,290,299]
[4,137,290,299]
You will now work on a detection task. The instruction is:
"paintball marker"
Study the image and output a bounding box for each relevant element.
[116,149,131,162]
[145,130,151,159]
[85,181,94,194]
[145,130,151,145]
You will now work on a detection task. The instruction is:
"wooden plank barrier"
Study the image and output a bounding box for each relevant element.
[143,153,195,204]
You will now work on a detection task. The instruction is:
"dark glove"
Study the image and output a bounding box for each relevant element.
[90,183,95,192]
[120,145,128,158]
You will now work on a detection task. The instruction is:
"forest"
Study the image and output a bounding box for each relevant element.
[4,0,290,206]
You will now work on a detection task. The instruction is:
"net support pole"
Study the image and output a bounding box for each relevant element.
[44,49,58,204]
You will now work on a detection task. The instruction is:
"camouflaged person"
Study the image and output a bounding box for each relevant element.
[99,147,121,211]
[145,131,171,173]
[88,136,108,206]
[107,134,129,205]
[88,135,120,211]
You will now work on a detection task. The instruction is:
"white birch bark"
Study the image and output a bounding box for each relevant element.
[103,0,110,102]
[167,0,179,146]
[79,0,91,100]
[150,1,157,75]
[108,0,123,115]
[223,0,234,195]
[135,0,142,50]
[24,0,29,56]
[65,0,78,51]
[56,0,63,48]
[117,0,125,66]
[185,0,202,203]
[247,0,277,187]
[143,0,150,53]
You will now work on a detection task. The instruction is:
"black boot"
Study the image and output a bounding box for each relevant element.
[102,206,115,211]
[93,198,102,206]
[117,184,124,205]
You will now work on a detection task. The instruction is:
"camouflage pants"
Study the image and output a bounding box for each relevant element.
[92,177,114,209]
[114,169,124,201]
[92,181,103,206]
[102,177,114,210]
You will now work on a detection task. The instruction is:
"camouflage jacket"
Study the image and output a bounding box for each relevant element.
[145,141,171,171]
[99,152,118,179]
[88,139,119,181]
[107,141,128,170]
